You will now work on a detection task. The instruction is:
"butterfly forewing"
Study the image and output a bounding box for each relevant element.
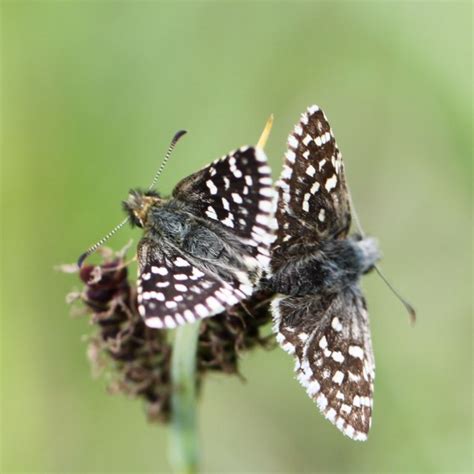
[137,238,253,329]
[173,146,276,270]
[274,105,351,262]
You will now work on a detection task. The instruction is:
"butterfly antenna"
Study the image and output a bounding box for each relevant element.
[77,217,129,268]
[148,130,187,190]
[77,131,186,268]
[374,265,416,324]
[348,186,416,324]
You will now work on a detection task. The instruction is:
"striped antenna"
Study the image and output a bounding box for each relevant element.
[148,130,187,190]
[77,130,187,268]
[77,217,129,268]
[348,186,416,324]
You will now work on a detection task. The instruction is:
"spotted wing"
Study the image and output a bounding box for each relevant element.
[173,146,276,270]
[137,238,253,329]
[273,105,351,268]
[271,287,375,441]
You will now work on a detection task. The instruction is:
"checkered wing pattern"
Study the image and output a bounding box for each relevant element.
[270,105,376,441]
[273,105,351,264]
[173,146,276,270]
[137,238,253,329]
[272,288,375,441]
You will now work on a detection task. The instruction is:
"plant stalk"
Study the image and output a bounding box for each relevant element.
[169,321,201,474]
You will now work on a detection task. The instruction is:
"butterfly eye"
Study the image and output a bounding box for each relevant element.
[122,193,144,227]
[130,213,143,228]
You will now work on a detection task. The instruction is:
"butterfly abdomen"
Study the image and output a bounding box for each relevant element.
[267,237,380,297]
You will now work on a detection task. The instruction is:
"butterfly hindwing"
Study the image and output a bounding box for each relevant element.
[137,238,254,329]
[272,288,375,441]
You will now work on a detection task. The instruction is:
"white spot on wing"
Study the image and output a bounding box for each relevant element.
[174,257,190,267]
[288,135,298,148]
[221,197,230,211]
[231,193,243,204]
[145,316,164,328]
[302,193,311,212]
[206,206,218,220]
[332,370,344,384]
[206,296,221,311]
[306,164,316,177]
[326,408,337,422]
[285,150,296,163]
[349,346,364,359]
[195,304,208,317]
[206,179,218,195]
[221,215,234,228]
[164,316,177,328]
[232,168,243,178]
[310,181,320,194]
[317,393,328,410]
[331,317,342,332]
[281,165,292,180]
[307,380,320,395]
[259,200,274,213]
[325,174,338,191]
[332,351,345,363]
[282,342,295,354]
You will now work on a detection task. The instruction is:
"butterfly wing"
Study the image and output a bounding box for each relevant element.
[173,146,276,271]
[273,105,351,269]
[270,105,375,440]
[137,237,254,329]
[272,287,374,441]
[136,146,276,329]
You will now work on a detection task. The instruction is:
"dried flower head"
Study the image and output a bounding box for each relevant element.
[198,291,274,376]
[63,247,273,423]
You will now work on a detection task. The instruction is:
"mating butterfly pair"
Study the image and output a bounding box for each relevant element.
[80,106,379,441]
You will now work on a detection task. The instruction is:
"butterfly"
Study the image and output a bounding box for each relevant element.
[266,105,381,441]
[79,131,277,330]
[127,140,277,329]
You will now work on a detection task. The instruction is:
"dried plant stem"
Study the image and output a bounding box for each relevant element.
[169,321,201,474]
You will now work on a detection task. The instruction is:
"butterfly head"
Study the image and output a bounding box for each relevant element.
[123,189,162,228]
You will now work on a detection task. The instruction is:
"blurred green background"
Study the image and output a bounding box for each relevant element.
[1,2,471,473]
